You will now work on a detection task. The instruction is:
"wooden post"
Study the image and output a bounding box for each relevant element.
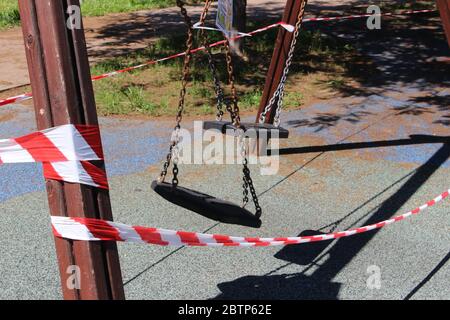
[436,0,450,48]
[18,0,125,300]
[256,0,305,124]
[232,0,247,54]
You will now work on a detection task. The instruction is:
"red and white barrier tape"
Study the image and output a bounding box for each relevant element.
[51,188,449,247]
[43,161,109,189]
[0,124,102,163]
[0,8,437,108]
[0,92,33,107]
[90,21,286,81]
[0,124,108,189]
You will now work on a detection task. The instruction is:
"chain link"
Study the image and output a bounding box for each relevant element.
[198,0,229,121]
[217,12,261,216]
[238,130,262,218]
[159,0,261,218]
[159,0,195,185]
[224,39,241,127]
[259,0,308,127]
[198,1,259,215]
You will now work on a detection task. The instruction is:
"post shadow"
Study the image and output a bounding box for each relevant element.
[213,141,450,299]
[269,134,449,156]
[403,250,450,300]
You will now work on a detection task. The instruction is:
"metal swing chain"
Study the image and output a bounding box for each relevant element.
[224,39,241,127]
[198,0,231,122]
[199,1,260,216]
[159,0,195,186]
[240,135,262,217]
[259,0,308,127]
[159,0,261,217]
[224,37,262,217]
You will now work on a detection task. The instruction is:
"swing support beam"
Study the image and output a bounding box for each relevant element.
[436,0,450,48]
[14,0,449,301]
[18,0,124,300]
[256,0,305,125]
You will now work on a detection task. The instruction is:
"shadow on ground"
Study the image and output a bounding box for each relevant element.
[212,140,450,299]
[285,12,450,129]
[92,0,449,127]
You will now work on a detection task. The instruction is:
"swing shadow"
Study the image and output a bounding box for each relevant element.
[88,1,285,60]
[403,250,450,300]
[212,141,450,300]
[269,134,450,156]
[285,10,450,129]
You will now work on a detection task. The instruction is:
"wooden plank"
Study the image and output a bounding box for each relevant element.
[18,0,124,300]
[256,0,305,124]
[436,0,450,48]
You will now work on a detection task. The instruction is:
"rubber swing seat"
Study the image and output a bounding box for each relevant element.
[203,121,289,139]
[152,181,262,228]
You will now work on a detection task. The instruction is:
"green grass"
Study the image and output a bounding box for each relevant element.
[0,0,200,29]
[80,0,177,16]
[0,0,371,117]
[0,0,20,29]
[91,22,368,117]
[1,0,438,117]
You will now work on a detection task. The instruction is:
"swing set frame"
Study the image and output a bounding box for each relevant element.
[16,0,450,300]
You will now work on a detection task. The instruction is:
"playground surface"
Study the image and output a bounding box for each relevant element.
[0,1,449,300]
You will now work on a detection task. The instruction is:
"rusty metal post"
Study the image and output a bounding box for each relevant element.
[256,0,304,124]
[18,0,125,300]
[436,0,450,48]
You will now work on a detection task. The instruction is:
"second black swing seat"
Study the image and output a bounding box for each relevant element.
[203,121,289,139]
[151,181,262,228]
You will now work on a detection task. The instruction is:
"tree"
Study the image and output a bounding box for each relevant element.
[234,0,247,36]
[231,0,247,58]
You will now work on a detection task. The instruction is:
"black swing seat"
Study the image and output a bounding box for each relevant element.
[203,121,289,139]
[152,181,262,228]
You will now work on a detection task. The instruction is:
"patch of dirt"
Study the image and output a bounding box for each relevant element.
[0,0,357,94]
[0,110,17,122]
[0,83,30,97]
[0,0,283,92]
[0,28,30,91]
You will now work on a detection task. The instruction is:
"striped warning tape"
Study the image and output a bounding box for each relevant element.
[0,8,437,108]
[43,161,108,190]
[0,124,108,189]
[0,124,103,163]
[0,92,33,107]
[51,188,449,247]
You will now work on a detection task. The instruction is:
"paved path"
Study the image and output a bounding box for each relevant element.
[0,2,449,300]
[1,97,449,299]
